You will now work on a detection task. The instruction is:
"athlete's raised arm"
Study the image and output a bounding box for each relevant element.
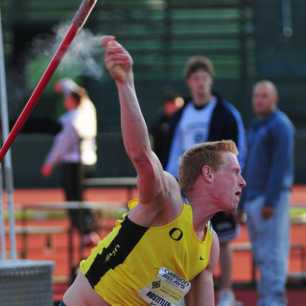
[102,36,167,205]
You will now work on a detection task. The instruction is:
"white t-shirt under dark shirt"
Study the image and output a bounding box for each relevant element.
[166,97,217,177]
[179,98,217,151]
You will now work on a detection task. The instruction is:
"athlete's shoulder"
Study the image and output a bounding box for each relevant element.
[163,170,180,186]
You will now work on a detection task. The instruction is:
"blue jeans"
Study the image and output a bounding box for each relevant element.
[245,191,290,306]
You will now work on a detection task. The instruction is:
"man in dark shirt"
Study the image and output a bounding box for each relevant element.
[240,80,294,306]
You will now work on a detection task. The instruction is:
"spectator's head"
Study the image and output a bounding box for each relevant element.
[252,80,278,117]
[55,78,88,111]
[184,56,214,105]
[179,140,245,211]
[162,93,184,118]
[64,91,83,111]
[54,78,80,96]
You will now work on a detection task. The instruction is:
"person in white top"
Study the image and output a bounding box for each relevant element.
[166,56,246,306]
[41,79,99,247]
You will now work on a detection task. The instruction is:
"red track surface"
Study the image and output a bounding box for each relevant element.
[4,186,306,305]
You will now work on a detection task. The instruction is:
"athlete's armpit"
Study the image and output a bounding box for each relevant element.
[185,230,219,306]
[207,230,220,272]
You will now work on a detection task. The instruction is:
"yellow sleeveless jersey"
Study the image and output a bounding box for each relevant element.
[80,203,213,306]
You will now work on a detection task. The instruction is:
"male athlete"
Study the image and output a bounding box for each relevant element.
[60,36,246,306]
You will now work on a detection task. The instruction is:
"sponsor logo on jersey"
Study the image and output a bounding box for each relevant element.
[169,228,183,241]
[105,244,120,263]
[152,280,161,289]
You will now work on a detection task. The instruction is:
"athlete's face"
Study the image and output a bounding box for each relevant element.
[187,70,212,99]
[211,152,246,212]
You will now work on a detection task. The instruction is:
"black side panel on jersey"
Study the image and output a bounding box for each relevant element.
[85,217,148,287]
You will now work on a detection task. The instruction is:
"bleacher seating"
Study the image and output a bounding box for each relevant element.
[2,0,255,80]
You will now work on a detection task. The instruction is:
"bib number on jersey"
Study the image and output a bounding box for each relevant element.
[139,267,191,306]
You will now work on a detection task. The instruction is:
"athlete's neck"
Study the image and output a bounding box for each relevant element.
[187,193,218,240]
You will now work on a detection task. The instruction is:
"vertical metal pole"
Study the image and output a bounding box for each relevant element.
[0,163,6,260]
[0,10,7,261]
[5,171,16,260]
[0,10,17,259]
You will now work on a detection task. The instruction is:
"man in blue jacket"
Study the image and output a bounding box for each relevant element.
[166,56,246,306]
[240,80,294,306]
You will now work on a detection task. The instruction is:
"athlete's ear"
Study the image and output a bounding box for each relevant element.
[201,165,214,183]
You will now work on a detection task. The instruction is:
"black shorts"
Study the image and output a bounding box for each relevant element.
[211,212,239,242]
[58,302,67,306]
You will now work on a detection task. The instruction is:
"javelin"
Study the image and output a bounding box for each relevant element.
[0,0,98,161]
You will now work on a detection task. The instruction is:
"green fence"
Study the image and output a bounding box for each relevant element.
[2,0,306,184]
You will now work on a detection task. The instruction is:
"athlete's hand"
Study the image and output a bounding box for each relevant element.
[102,36,133,83]
[261,206,274,219]
[41,164,53,177]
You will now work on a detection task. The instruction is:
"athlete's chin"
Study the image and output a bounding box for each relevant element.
[219,201,236,213]
[226,200,238,212]
[232,200,239,211]
[229,206,236,213]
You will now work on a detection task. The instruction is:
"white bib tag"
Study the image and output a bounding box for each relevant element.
[139,267,191,306]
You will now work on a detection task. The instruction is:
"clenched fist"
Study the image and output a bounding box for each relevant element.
[102,36,133,83]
